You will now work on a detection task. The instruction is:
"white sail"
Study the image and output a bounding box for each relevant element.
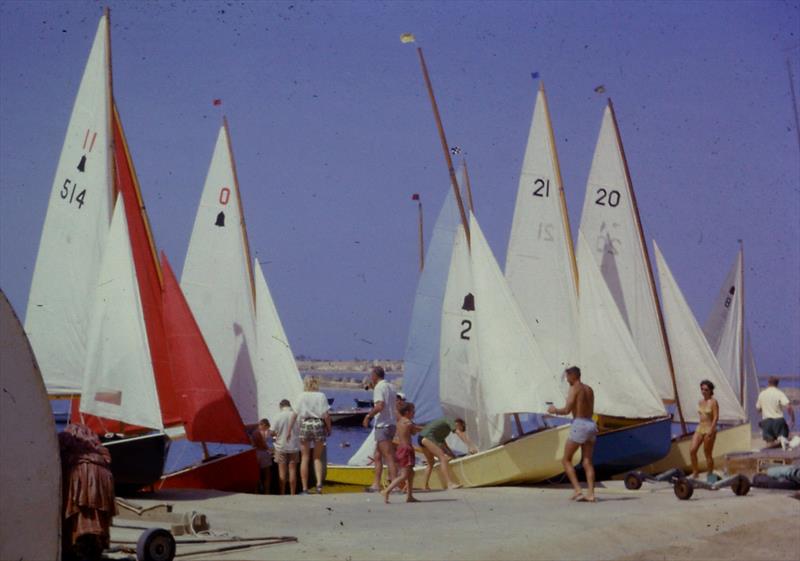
[576,231,666,419]
[253,258,303,422]
[702,249,744,402]
[25,14,112,395]
[80,201,163,429]
[653,242,745,423]
[402,190,460,423]
[0,291,61,561]
[181,124,260,424]
[505,84,578,372]
[577,104,674,402]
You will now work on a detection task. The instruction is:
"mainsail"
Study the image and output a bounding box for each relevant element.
[25,14,113,395]
[577,102,676,405]
[182,121,302,425]
[505,83,578,372]
[653,242,745,424]
[402,190,460,423]
[576,232,666,419]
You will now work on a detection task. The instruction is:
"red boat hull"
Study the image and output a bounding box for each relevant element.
[157,448,259,493]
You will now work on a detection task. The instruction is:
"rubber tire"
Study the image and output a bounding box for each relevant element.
[674,478,694,500]
[624,472,643,490]
[136,528,176,561]
[732,475,751,496]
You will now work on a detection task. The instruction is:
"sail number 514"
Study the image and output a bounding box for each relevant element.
[60,179,86,209]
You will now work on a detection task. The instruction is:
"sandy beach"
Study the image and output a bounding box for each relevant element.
[113,482,799,560]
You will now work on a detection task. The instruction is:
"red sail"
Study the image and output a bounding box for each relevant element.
[160,253,250,444]
[112,105,182,428]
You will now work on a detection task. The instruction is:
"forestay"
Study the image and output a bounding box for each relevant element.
[743,332,760,431]
[182,124,260,424]
[576,231,666,419]
[577,104,674,402]
[653,243,745,424]
[402,190,460,424]
[80,201,163,429]
[25,14,113,395]
[505,84,578,372]
[253,258,304,422]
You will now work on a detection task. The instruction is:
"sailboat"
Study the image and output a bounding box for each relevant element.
[641,244,750,475]
[505,88,671,478]
[0,290,61,561]
[178,119,304,488]
[703,247,761,432]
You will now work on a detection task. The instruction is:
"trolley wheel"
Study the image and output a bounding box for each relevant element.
[624,471,643,490]
[731,475,751,496]
[136,527,176,561]
[673,478,694,500]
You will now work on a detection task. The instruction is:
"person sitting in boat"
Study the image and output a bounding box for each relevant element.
[251,419,273,494]
[547,366,598,503]
[291,376,332,494]
[756,377,796,449]
[689,380,719,480]
[58,423,116,561]
[363,366,398,493]
[273,399,301,495]
[418,417,477,490]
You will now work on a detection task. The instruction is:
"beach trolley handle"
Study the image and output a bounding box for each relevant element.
[624,469,751,500]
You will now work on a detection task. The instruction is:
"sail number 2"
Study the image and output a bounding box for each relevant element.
[460,319,472,340]
[60,179,86,209]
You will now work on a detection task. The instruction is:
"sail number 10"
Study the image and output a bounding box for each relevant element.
[60,179,86,209]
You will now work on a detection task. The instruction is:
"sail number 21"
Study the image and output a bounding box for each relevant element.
[60,179,86,209]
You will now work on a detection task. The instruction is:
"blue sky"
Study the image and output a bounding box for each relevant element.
[1,1,798,373]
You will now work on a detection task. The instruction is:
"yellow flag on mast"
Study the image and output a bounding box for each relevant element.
[400,33,416,44]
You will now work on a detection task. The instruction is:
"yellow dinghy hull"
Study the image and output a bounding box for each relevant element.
[640,422,751,475]
[414,424,575,489]
[326,464,381,487]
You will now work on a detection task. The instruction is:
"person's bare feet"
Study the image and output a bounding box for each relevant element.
[689,472,699,480]
[423,486,432,491]
[447,483,462,490]
[585,495,597,503]
[570,490,584,501]
[381,489,390,504]
[406,496,420,503]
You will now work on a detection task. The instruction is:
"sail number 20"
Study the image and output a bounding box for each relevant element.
[594,188,621,207]
[60,179,86,209]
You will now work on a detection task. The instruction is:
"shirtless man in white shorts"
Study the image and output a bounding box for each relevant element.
[548,366,597,502]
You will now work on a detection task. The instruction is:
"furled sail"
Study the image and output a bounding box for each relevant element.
[25,14,113,395]
[161,254,250,444]
[253,258,304,422]
[653,242,745,423]
[80,200,162,429]
[505,83,578,372]
[182,123,260,424]
[577,103,675,403]
[576,232,666,419]
[402,190,460,423]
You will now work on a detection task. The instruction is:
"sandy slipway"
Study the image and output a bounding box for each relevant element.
[112,483,799,560]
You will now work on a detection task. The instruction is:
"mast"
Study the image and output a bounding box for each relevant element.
[104,7,117,213]
[462,159,475,213]
[541,81,579,295]
[415,195,424,271]
[607,99,686,433]
[223,116,257,305]
[415,47,471,246]
[738,241,745,405]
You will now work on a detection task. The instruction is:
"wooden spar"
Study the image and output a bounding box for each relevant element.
[223,116,257,307]
[104,7,117,214]
[606,99,687,434]
[416,47,471,246]
[738,241,745,405]
[112,102,164,287]
[541,82,579,294]
[462,159,475,213]
[417,197,424,272]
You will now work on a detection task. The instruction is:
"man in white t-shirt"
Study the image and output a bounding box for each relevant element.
[272,399,300,495]
[756,377,795,448]
[363,366,397,491]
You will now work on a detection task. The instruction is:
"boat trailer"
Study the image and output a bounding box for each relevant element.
[624,468,751,500]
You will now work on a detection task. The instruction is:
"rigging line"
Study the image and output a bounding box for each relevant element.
[787,58,800,157]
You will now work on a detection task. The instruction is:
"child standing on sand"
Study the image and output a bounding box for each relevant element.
[382,401,421,503]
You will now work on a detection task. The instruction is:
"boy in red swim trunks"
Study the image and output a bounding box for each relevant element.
[382,401,421,503]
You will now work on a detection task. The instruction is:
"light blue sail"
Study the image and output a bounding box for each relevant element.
[402,190,460,424]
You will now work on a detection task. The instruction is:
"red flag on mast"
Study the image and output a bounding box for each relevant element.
[411,193,420,201]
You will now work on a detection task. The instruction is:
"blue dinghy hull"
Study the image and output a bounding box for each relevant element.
[579,416,673,480]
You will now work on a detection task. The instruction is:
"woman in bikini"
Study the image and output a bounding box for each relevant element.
[689,379,719,479]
